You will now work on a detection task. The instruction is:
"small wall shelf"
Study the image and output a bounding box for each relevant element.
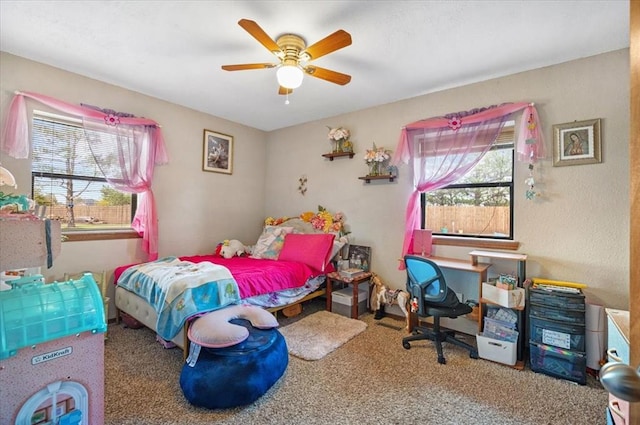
[358,174,396,183]
[322,152,355,161]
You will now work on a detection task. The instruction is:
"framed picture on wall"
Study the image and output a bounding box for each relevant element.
[203,129,233,174]
[347,245,371,272]
[552,118,602,167]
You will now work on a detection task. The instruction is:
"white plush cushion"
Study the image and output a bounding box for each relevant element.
[284,218,318,234]
[188,305,279,348]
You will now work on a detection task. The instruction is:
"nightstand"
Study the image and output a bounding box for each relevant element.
[325,271,372,319]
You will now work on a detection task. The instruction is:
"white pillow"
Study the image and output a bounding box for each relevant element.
[284,218,319,234]
[330,239,347,261]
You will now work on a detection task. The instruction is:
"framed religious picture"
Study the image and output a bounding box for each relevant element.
[552,118,602,166]
[203,129,233,174]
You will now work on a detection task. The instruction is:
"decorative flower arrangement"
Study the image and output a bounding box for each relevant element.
[364,143,391,175]
[303,206,349,236]
[264,216,289,226]
[264,206,349,237]
[327,126,350,153]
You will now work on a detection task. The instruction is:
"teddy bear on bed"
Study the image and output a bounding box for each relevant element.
[215,239,248,259]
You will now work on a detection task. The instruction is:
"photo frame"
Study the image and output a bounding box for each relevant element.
[347,244,371,272]
[552,118,601,166]
[202,129,233,174]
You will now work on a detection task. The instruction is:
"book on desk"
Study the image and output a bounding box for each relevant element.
[339,268,367,279]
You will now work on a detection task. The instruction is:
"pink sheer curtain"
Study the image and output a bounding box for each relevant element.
[392,102,544,267]
[1,91,169,260]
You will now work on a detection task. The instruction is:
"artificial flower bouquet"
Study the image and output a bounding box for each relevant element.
[364,143,391,175]
[327,126,351,153]
[264,206,349,237]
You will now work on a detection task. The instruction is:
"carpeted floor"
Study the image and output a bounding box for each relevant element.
[105,299,607,424]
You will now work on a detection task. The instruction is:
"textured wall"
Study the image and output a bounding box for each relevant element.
[0,49,630,313]
[265,49,630,310]
[0,52,269,318]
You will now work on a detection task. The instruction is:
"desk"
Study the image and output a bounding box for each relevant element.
[410,256,491,335]
[325,271,372,319]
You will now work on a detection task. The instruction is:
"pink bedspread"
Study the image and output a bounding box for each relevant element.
[114,255,326,299]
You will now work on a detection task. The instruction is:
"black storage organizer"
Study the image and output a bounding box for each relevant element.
[527,285,587,385]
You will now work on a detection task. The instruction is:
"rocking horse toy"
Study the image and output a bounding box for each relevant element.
[369,273,410,331]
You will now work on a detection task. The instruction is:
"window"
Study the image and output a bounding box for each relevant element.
[421,126,514,239]
[31,111,137,234]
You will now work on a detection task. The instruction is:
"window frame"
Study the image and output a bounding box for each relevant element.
[30,111,140,242]
[419,130,518,249]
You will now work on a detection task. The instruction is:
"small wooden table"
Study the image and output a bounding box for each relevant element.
[325,271,373,319]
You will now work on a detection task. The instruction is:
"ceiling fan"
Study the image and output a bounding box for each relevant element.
[221,19,352,95]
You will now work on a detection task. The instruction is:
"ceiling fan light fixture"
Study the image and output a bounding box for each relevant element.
[277,65,303,89]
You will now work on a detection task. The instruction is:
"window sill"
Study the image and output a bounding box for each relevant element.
[433,236,520,251]
[63,229,141,242]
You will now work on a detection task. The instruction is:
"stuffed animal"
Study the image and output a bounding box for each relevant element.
[370,273,410,331]
[217,239,247,259]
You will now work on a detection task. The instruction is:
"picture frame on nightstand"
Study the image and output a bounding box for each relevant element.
[347,245,371,272]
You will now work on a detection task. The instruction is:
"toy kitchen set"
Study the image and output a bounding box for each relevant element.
[0,184,106,424]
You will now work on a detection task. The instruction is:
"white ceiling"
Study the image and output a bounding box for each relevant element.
[0,1,630,132]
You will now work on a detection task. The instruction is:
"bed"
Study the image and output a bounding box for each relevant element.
[114,214,348,352]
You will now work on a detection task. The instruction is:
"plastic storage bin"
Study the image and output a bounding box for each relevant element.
[529,303,586,324]
[476,333,517,366]
[529,341,587,385]
[0,274,107,359]
[483,316,518,343]
[332,286,368,318]
[529,316,586,351]
[529,288,585,310]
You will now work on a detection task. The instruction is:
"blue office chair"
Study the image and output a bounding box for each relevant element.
[402,255,479,364]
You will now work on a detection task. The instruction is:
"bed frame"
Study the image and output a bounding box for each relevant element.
[114,285,327,358]
[114,216,342,357]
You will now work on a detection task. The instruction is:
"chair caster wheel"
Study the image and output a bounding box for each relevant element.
[470,350,479,359]
[402,341,411,350]
[437,356,446,365]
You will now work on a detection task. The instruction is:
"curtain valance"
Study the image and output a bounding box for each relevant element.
[393,102,544,165]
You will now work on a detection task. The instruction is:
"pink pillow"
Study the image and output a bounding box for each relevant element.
[278,233,336,272]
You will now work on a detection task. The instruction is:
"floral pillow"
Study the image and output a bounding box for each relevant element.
[251,226,294,259]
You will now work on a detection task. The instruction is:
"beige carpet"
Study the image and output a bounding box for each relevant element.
[104,299,608,424]
[279,310,367,360]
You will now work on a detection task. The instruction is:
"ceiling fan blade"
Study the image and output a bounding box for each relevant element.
[304,65,351,85]
[302,30,352,61]
[278,86,293,95]
[238,19,282,55]
[221,63,277,71]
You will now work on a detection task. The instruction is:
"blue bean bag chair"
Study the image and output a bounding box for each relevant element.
[180,310,288,409]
